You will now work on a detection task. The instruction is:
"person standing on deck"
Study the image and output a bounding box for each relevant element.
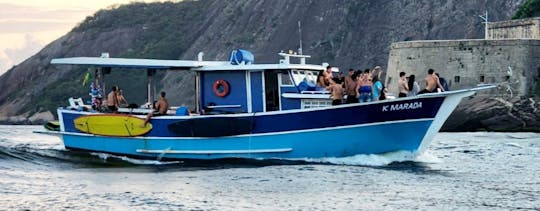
[435,73,449,91]
[344,69,358,103]
[418,69,445,94]
[398,72,409,98]
[106,86,119,113]
[407,75,420,97]
[327,80,344,105]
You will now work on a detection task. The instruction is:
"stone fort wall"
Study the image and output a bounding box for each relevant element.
[385,39,540,97]
[488,17,540,39]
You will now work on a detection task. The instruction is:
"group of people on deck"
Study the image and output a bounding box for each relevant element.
[88,82,168,125]
[317,65,386,105]
[318,66,450,105]
[398,68,449,97]
[89,83,128,112]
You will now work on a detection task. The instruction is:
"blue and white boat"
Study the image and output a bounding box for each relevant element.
[38,51,493,160]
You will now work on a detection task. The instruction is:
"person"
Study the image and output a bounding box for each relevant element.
[372,74,383,101]
[316,70,327,88]
[317,67,332,89]
[326,80,344,105]
[106,86,119,113]
[356,69,373,102]
[143,91,169,126]
[398,72,409,98]
[419,69,445,94]
[90,82,103,112]
[407,74,420,97]
[333,72,344,84]
[116,89,129,108]
[344,69,358,103]
[371,66,382,81]
[435,73,449,91]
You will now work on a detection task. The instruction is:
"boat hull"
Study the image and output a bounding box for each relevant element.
[61,118,432,159]
[48,88,489,160]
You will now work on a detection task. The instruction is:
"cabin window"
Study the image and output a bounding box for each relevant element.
[305,71,319,84]
[280,72,293,85]
[290,69,320,85]
[454,76,460,83]
[479,75,485,83]
[301,99,332,109]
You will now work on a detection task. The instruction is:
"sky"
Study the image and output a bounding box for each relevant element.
[0,0,164,76]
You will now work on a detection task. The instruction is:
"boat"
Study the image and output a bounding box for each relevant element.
[36,50,494,160]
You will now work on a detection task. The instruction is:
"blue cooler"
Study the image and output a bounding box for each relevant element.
[298,79,317,91]
[230,49,254,65]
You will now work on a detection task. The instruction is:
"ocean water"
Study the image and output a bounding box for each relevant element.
[0,125,538,210]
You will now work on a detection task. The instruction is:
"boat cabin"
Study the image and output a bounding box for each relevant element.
[194,51,331,114]
[51,50,334,115]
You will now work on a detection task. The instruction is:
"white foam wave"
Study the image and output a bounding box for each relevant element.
[504,142,522,148]
[299,151,438,166]
[414,151,443,164]
[90,152,182,165]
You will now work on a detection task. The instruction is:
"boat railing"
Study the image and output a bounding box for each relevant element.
[300,90,330,94]
[204,105,241,109]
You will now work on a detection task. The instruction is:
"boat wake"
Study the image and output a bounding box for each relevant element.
[299,150,442,166]
[90,152,182,165]
[1,137,444,168]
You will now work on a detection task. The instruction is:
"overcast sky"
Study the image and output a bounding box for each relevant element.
[0,0,164,76]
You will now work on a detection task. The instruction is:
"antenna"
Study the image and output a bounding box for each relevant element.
[298,21,303,55]
[479,11,489,39]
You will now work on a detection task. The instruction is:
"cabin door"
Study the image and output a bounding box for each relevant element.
[264,71,280,111]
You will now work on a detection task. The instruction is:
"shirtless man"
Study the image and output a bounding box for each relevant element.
[398,72,409,98]
[418,69,445,94]
[344,69,358,103]
[106,86,119,113]
[327,80,344,105]
[317,66,334,89]
[116,89,128,108]
[143,91,169,126]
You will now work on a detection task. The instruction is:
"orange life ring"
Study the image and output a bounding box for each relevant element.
[213,80,230,97]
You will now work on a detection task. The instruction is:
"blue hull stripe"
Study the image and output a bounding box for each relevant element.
[60,97,443,137]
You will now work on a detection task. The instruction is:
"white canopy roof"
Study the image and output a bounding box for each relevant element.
[50,57,325,71]
[51,57,229,69]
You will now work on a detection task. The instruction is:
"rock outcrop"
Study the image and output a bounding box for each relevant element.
[443,96,540,132]
[0,111,54,125]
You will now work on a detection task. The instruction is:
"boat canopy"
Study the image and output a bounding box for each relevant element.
[50,52,325,72]
[50,57,229,69]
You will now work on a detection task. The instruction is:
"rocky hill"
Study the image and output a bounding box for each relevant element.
[0,0,525,124]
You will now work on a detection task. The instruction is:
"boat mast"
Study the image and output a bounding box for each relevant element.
[298,21,303,55]
[195,72,201,114]
[147,69,156,106]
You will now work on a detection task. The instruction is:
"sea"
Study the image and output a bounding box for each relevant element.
[0,125,538,210]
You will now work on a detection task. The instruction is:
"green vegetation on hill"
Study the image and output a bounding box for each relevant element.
[513,0,540,19]
[74,1,209,59]
[21,69,87,115]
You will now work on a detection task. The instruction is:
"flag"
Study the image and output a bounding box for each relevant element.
[82,72,90,87]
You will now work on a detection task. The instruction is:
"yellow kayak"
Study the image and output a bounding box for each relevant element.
[73,114,152,137]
